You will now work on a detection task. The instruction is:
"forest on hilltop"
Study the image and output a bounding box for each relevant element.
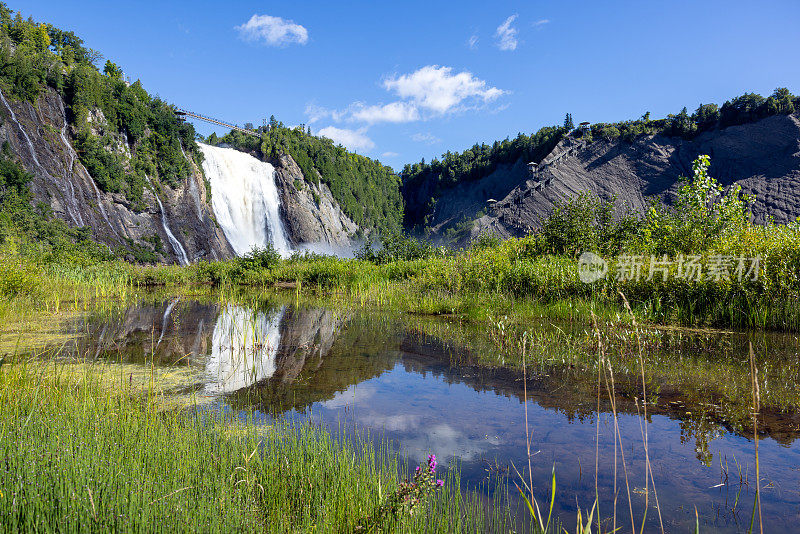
[0,2,199,212]
[1,2,404,240]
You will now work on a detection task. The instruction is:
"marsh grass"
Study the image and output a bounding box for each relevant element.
[112,242,800,332]
[0,353,526,533]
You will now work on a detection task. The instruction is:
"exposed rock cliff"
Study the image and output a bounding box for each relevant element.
[417,113,800,243]
[0,86,362,262]
[272,153,358,249]
[0,86,234,262]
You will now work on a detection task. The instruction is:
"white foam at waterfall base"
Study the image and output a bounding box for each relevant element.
[204,305,285,395]
[198,143,291,257]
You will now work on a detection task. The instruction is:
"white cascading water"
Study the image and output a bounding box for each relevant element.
[198,143,291,257]
[146,177,190,265]
[155,297,180,348]
[0,88,42,169]
[0,88,84,226]
[204,305,285,395]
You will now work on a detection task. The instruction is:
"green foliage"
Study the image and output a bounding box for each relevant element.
[357,454,444,530]
[0,257,40,297]
[401,126,565,228]
[102,59,122,80]
[0,4,198,210]
[519,156,753,258]
[65,60,196,203]
[591,123,621,141]
[143,233,163,253]
[0,145,111,265]
[639,155,752,254]
[693,103,720,130]
[355,231,441,264]
[404,88,796,233]
[0,366,517,533]
[73,128,125,192]
[235,245,281,273]
[537,193,641,257]
[216,122,403,236]
[470,231,502,250]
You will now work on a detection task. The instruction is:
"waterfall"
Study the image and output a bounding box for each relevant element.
[146,177,190,265]
[155,297,180,348]
[0,88,84,226]
[204,305,285,395]
[0,88,42,169]
[55,104,86,227]
[198,143,291,257]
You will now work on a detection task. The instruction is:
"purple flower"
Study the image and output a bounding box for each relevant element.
[427,454,437,472]
[436,479,444,487]
[415,466,421,476]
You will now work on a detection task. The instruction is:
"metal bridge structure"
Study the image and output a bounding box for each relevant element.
[174,108,262,138]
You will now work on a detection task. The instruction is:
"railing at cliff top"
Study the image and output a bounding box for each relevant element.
[174,108,262,138]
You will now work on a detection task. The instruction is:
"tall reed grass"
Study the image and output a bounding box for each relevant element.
[0,357,524,532]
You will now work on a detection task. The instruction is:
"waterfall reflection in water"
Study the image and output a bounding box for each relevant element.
[57,299,800,533]
[204,305,286,395]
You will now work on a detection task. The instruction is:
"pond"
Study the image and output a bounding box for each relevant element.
[49,296,800,533]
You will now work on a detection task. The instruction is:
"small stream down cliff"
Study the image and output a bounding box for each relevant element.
[199,143,292,257]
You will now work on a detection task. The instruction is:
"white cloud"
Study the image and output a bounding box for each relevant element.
[383,65,505,114]
[359,413,421,432]
[304,102,344,124]
[495,14,518,51]
[350,101,420,124]
[467,34,479,50]
[235,14,308,47]
[411,132,441,145]
[318,126,375,152]
[533,18,550,28]
[381,151,399,158]
[321,384,376,409]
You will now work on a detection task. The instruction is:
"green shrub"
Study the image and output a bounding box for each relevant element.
[535,193,640,257]
[356,232,441,265]
[0,258,39,297]
[638,155,751,254]
[191,260,232,286]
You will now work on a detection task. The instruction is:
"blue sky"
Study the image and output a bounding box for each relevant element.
[20,0,800,170]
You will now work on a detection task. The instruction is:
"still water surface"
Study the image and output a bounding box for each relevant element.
[53,297,800,532]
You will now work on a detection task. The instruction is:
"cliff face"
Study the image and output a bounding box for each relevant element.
[0,86,235,263]
[416,113,800,243]
[0,86,362,262]
[272,153,358,250]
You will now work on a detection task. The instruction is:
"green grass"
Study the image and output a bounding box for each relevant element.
[0,359,524,533]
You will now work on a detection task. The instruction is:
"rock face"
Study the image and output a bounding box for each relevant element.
[272,153,358,250]
[0,86,235,263]
[0,86,361,262]
[418,113,800,244]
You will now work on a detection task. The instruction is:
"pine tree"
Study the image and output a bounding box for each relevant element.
[564,113,574,130]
